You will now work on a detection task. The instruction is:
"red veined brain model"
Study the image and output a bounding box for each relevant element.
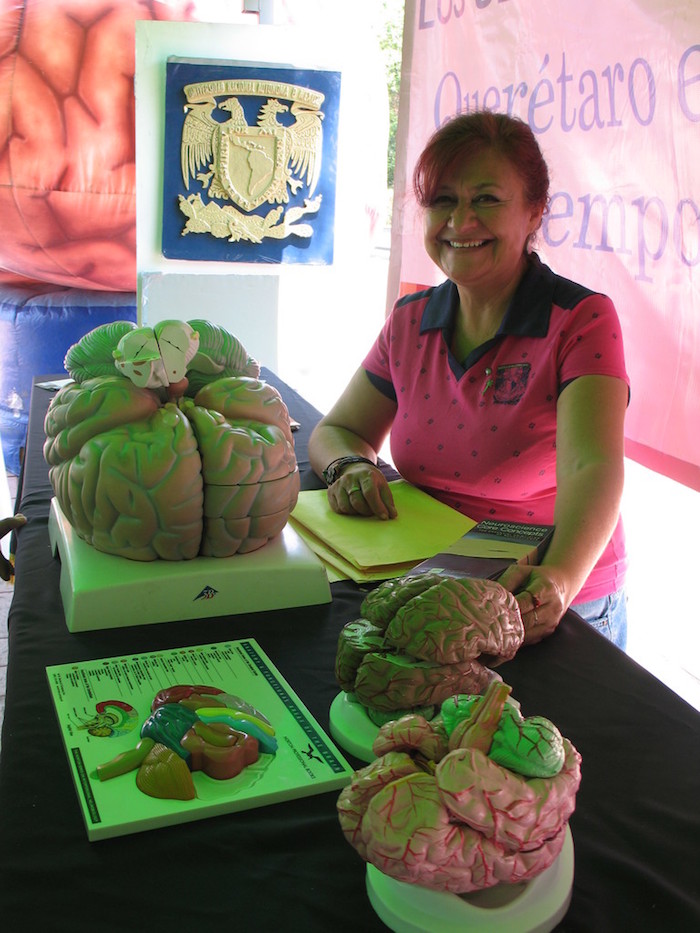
[338,680,582,894]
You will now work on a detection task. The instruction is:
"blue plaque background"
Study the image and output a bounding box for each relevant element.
[162,59,340,264]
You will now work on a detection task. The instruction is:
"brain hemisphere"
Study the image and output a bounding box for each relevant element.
[372,714,449,762]
[360,771,501,891]
[385,576,524,665]
[335,573,524,715]
[194,377,294,444]
[335,619,386,692]
[52,403,204,560]
[43,376,161,465]
[360,572,446,630]
[353,651,490,712]
[181,401,295,485]
[436,742,580,850]
[44,369,299,561]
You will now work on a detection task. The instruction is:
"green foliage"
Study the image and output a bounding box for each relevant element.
[377,0,405,188]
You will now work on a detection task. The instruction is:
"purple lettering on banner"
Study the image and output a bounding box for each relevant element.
[482,86,501,110]
[578,70,605,131]
[423,0,508,26]
[632,195,668,282]
[542,192,574,247]
[503,81,528,114]
[434,71,462,125]
[430,51,665,137]
[528,56,554,133]
[601,63,624,127]
[674,200,700,266]
[419,0,435,29]
[557,53,576,131]
[542,189,700,283]
[573,194,631,254]
[628,58,656,126]
[438,0,452,24]
[678,45,700,121]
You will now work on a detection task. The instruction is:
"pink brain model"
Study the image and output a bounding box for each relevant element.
[0,0,195,290]
[43,319,300,560]
[338,680,582,894]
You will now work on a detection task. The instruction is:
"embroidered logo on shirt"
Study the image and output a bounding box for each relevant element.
[494,363,531,404]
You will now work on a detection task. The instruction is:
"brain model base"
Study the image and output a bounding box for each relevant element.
[43,320,300,561]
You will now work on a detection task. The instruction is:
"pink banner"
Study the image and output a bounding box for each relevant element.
[391,0,700,489]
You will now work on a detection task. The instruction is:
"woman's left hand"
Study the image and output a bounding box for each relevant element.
[497,562,568,645]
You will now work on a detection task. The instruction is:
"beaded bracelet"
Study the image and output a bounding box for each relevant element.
[322,456,377,486]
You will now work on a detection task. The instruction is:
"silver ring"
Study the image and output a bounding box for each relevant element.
[533,610,539,624]
[348,486,361,495]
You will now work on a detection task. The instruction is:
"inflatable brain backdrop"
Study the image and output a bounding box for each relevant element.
[43,320,300,561]
[0,0,195,291]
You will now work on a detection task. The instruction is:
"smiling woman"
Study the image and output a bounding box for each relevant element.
[309,110,630,650]
[413,114,548,358]
[421,150,544,357]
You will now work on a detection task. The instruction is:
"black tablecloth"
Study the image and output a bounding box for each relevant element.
[1,372,699,932]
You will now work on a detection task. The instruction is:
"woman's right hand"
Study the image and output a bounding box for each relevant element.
[498,562,568,644]
[327,464,397,520]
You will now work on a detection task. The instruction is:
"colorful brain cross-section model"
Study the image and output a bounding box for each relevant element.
[96,684,277,801]
[43,319,300,561]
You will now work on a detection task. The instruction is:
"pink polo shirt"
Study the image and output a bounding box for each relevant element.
[363,254,629,604]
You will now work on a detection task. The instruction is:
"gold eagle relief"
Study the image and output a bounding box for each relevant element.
[178,80,325,244]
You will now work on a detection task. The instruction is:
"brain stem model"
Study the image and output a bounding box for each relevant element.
[44,319,300,561]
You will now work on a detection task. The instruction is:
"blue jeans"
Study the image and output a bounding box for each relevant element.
[572,588,628,651]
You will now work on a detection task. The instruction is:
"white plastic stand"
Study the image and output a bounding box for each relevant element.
[49,498,331,632]
[329,667,507,763]
[329,691,382,762]
[365,826,574,933]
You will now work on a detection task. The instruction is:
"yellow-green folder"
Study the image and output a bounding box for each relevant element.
[289,480,475,583]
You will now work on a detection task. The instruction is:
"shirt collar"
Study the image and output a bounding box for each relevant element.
[420,253,554,339]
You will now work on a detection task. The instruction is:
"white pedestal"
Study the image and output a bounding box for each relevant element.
[366,826,574,933]
[49,498,330,632]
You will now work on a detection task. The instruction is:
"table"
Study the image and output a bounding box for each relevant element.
[1,373,699,932]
